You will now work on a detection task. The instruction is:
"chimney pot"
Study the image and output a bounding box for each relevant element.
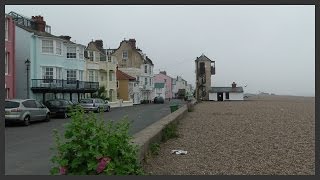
[232,82,237,88]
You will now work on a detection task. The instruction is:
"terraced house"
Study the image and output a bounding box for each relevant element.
[10,12,98,103]
[112,39,154,104]
[85,40,117,101]
[5,14,16,99]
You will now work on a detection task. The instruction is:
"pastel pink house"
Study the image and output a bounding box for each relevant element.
[5,14,16,99]
[154,71,173,99]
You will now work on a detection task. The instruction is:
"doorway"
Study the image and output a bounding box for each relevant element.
[217,92,223,101]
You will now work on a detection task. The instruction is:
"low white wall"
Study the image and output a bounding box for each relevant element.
[209,92,243,101]
[209,93,217,101]
[109,99,134,108]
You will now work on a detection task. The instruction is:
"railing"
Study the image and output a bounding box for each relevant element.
[31,79,99,90]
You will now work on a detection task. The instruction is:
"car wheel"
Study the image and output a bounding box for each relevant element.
[44,113,50,122]
[107,106,110,112]
[23,115,30,126]
[95,107,100,113]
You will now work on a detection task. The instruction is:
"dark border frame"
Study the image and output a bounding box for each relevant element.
[2,0,318,178]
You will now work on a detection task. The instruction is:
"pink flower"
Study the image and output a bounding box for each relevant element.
[59,166,67,175]
[96,157,111,174]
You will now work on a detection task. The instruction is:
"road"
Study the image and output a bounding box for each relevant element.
[5,99,186,175]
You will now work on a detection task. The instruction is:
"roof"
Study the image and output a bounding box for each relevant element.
[154,83,165,89]
[15,24,84,46]
[195,54,215,63]
[145,56,154,65]
[86,41,106,55]
[209,87,244,93]
[116,69,136,81]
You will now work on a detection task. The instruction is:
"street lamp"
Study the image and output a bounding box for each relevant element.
[25,59,30,99]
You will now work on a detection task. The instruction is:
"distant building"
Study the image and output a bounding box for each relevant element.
[208,82,244,101]
[195,54,215,101]
[172,76,188,98]
[154,71,173,99]
[116,68,136,101]
[5,14,16,99]
[111,38,154,104]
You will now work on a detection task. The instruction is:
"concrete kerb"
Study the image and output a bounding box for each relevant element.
[132,99,197,163]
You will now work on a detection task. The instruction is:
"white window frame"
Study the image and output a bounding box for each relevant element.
[42,67,54,83]
[5,52,8,75]
[79,70,83,81]
[56,41,62,55]
[95,71,99,82]
[79,47,84,60]
[145,77,148,85]
[144,65,147,74]
[67,46,77,59]
[67,70,77,83]
[56,67,62,80]
[108,56,111,62]
[89,51,94,61]
[5,18,8,41]
[149,66,151,75]
[122,51,128,59]
[88,70,95,82]
[42,39,54,54]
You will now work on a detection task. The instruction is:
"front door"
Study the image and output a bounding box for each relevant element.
[217,92,224,101]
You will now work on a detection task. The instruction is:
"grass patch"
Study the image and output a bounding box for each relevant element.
[149,143,160,156]
[161,123,179,142]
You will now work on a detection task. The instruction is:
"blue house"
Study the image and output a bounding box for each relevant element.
[10,12,98,103]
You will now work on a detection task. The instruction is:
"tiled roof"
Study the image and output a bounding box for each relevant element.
[116,69,136,81]
[154,83,165,89]
[209,87,244,93]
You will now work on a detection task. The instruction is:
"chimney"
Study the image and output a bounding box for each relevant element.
[59,35,72,41]
[232,82,237,88]
[160,71,167,75]
[31,15,46,32]
[128,39,136,49]
[95,40,103,50]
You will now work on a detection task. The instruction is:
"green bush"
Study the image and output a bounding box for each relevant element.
[50,106,144,175]
[161,123,179,142]
[149,143,160,156]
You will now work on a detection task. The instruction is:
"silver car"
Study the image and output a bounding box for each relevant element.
[5,99,51,126]
[79,98,111,113]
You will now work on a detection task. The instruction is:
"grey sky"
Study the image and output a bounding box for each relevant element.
[5,5,315,96]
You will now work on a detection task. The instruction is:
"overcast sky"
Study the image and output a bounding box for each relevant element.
[5,5,315,96]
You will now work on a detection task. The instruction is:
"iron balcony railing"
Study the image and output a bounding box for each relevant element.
[31,79,99,90]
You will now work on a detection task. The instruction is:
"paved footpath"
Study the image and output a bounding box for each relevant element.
[143,96,315,175]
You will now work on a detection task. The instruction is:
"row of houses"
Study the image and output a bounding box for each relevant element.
[4,12,194,106]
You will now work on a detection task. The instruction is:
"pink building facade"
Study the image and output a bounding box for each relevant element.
[5,15,16,99]
[154,71,173,99]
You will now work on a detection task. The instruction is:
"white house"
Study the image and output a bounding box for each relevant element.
[208,82,244,101]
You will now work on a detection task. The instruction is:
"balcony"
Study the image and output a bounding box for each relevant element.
[31,79,99,93]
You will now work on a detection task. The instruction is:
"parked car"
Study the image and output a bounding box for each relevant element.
[44,99,75,118]
[153,96,165,104]
[79,98,110,113]
[5,99,51,126]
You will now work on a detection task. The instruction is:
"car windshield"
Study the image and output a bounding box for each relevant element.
[80,99,93,103]
[60,100,72,106]
[5,101,20,108]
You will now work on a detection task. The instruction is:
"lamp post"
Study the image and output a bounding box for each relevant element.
[25,59,30,99]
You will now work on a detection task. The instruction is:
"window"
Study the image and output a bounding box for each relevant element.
[149,79,151,86]
[67,70,77,83]
[145,78,147,85]
[108,56,111,62]
[56,67,62,80]
[122,51,128,59]
[22,100,37,108]
[225,92,229,100]
[95,71,99,82]
[79,70,83,81]
[89,51,94,61]
[144,65,147,73]
[5,19,8,41]
[5,52,8,75]
[117,81,119,88]
[88,70,94,82]
[42,40,54,54]
[109,71,113,81]
[42,67,54,83]
[149,66,151,74]
[67,47,76,59]
[79,47,84,59]
[101,75,104,81]
[56,41,62,55]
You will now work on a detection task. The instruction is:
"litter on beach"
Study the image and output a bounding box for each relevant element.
[171,150,188,155]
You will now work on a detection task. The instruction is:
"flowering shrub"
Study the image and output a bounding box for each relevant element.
[50,106,144,175]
